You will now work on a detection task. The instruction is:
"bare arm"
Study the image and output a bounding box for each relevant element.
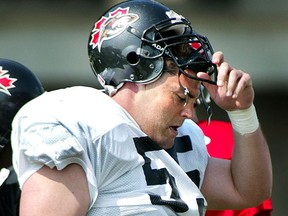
[199,52,272,209]
[202,127,272,209]
[20,164,90,216]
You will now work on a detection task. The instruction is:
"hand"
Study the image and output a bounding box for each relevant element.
[198,51,254,111]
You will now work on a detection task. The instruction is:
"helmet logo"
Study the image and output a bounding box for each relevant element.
[166,10,184,22]
[0,66,17,96]
[89,7,139,51]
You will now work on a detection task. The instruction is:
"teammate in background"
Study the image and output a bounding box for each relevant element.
[194,90,273,216]
[0,59,44,216]
[11,0,272,215]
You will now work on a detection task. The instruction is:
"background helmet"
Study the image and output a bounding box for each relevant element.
[88,0,217,89]
[0,59,44,151]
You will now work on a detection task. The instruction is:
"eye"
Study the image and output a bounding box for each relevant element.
[175,93,187,104]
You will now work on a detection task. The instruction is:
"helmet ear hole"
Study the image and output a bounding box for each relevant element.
[127,52,140,65]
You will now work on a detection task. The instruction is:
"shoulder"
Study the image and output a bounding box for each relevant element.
[14,86,116,119]
[40,86,109,105]
[13,86,138,142]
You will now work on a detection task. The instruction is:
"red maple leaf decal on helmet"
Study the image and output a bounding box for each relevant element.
[0,66,17,96]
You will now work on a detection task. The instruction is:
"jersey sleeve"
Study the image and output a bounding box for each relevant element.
[12,114,98,209]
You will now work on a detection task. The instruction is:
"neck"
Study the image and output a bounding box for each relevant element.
[112,82,139,118]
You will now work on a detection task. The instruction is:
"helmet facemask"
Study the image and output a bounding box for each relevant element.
[138,17,218,85]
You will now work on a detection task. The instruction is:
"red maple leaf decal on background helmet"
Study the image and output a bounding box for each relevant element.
[0,66,17,96]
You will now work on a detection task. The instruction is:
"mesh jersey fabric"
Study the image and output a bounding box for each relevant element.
[12,86,209,216]
[197,120,272,216]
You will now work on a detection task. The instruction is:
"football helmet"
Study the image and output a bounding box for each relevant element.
[0,59,44,151]
[88,0,217,89]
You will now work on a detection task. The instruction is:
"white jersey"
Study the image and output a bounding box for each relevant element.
[12,86,209,216]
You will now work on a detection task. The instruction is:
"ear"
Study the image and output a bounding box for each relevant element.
[122,82,140,93]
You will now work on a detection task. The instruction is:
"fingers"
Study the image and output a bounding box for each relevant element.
[201,51,254,110]
[212,51,224,65]
[213,54,252,99]
[230,71,252,98]
[216,62,232,87]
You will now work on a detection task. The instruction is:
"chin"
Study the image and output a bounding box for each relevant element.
[159,139,174,150]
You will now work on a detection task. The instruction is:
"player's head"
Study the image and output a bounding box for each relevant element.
[88,0,217,94]
[0,59,44,152]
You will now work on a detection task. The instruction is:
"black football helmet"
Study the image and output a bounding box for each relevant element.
[88,0,217,89]
[0,59,44,151]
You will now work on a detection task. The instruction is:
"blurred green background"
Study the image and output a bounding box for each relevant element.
[1,0,287,215]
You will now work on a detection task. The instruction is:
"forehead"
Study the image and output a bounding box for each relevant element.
[158,70,200,100]
[163,59,201,90]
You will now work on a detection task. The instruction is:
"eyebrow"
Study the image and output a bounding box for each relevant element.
[180,85,197,99]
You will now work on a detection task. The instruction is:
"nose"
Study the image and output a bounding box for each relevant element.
[181,103,194,119]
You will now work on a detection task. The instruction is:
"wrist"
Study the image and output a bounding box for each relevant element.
[226,104,259,135]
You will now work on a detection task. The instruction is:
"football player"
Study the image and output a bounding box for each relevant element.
[0,58,44,216]
[11,1,272,215]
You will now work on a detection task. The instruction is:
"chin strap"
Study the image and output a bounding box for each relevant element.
[203,98,212,125]
[198,84,212,125]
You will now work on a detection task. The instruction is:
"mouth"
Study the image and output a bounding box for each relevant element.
[169,126,179,136]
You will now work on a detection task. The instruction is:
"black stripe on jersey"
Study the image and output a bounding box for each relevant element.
[197,198,206,216]
[166,135,201,187]
[134,136,176,186]
[133,136,189,213]
[168,135,193,153]
[185,170,200,188]
[149,195,188,213]
[166,135,193,164]
[134,136,162,154]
